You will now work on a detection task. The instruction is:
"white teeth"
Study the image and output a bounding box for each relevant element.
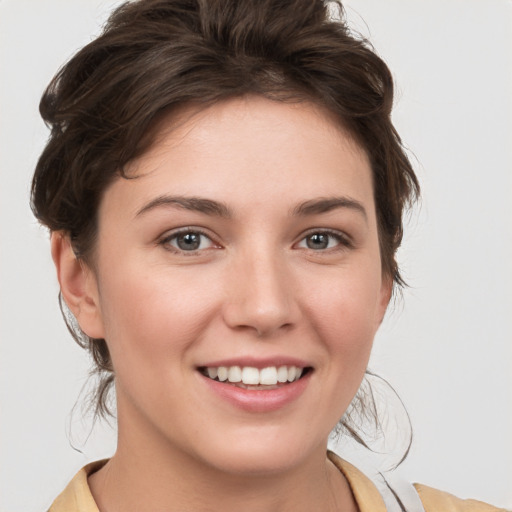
[204,365,306,385]
[228,366,242,382]
[260,367,278,385]
[241,367,260,385]
[288,366,303,381]
[277,366,288,383]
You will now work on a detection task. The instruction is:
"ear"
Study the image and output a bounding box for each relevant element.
[51,232,106,339]
[375,275,393,327]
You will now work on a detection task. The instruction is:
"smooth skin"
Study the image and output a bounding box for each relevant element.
[52,96,391,512]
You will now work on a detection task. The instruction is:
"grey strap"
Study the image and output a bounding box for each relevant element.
[374,473,427,512]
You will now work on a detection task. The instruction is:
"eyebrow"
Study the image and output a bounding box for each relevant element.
[292,196,368,221]
[135,194,367,222]
[135,195,232,218]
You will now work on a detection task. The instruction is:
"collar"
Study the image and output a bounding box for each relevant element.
[49,454,386,512]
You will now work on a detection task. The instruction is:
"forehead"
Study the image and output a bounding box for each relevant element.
[105,96,375,220]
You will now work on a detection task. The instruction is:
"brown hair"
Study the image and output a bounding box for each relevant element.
[31,0,419,440]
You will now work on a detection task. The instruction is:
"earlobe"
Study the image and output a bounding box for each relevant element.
[51,232,105,339]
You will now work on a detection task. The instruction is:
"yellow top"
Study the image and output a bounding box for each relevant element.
[49,455,507,512]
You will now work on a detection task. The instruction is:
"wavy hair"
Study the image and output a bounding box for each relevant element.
[31,0,419,447]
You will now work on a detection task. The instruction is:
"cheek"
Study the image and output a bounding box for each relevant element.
[304,262,383,363]
[292,264,383,431]
[95,259,220,374]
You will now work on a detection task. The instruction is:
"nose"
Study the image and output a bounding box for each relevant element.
[222,249,299,337]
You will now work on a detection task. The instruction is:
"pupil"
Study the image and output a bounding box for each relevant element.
[307,233,328,249]
[178,232,200,250]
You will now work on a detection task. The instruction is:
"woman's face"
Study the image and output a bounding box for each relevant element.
[79,96,390,474]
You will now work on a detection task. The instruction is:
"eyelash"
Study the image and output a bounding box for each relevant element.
[158,228,219,254]
[296,229,353,252]
[158,227,353,255]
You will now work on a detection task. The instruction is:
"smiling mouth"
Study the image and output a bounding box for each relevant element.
[199,365,311,389]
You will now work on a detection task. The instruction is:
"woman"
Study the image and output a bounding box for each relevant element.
[23,0,508,511]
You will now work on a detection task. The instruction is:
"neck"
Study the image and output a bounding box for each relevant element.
[90,446,357,512]
[88,405,357,512]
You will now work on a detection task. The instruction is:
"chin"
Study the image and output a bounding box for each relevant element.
[194,425,326,477]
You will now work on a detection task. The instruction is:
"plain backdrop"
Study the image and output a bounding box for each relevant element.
[1,1,511,510]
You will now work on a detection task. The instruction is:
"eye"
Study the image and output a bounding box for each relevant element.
[296,231,349,251]
[161,229,217,253]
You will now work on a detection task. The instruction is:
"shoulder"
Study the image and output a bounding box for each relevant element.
[415,484,509,512]
[48,454,508,512]
[327,451,508,512]
[48,460,106,512]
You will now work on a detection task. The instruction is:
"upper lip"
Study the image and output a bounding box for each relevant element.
[197,356,311,370]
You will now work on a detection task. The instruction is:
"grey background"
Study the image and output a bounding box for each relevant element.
[1,0,511,510]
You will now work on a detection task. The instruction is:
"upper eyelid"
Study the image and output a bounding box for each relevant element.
[156,226,352,247]
[293,230,355,253]
[159,226,215,240]
[297,228,352,243]
[158,227,220,250]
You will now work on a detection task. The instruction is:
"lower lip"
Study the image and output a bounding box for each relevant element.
[200,372,312,413]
